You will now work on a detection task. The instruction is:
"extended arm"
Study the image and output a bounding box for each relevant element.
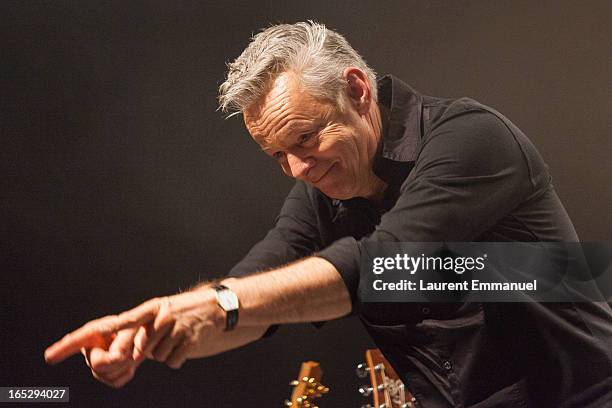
[44,256,350,369]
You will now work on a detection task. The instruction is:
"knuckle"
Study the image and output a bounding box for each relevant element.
[112,371,134,388]
[99,373,115,383]
[156,313,173,327]
[133,343,145,356]
[184,334,197,347]
[110,353,128,364]
[90,360,104,371]
[91,370,106,383]
[177,320,191,332]
[152,350,167,362]
[150,297,163,311]
[135,332,149,348]
[168,360,183,370]
[113,347,131,359]
[137,327,150,341]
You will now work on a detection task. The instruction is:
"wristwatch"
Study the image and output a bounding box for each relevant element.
[212,283,239,331]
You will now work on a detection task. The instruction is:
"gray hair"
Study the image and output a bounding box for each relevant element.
[218,21,377,115]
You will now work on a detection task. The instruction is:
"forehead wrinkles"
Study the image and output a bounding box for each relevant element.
[249,83,314,147]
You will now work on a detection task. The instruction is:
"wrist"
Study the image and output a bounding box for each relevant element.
[208,289,227,331]
[210,282,240,331]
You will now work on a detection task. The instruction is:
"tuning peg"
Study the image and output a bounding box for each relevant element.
[359,383,385,397]
[399,396,417,407]
[360,405,373,408]
[284,399,293,406]
[358,385,374,397]
[356,363,370,378]
[290,380,299,386]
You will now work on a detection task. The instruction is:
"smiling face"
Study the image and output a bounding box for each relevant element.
[243,70,384,200]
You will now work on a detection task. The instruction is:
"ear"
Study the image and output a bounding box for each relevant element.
[342,67,372,115]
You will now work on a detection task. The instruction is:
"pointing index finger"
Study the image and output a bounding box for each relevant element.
[44,298,161,365]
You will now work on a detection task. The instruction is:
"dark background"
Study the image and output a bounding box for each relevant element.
[2,1,611,407]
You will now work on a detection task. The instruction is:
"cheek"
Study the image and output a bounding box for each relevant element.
[318,129,359,161]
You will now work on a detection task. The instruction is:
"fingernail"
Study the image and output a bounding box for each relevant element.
[44,350,56,365]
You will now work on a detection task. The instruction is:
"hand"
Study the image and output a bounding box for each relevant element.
[131,290,224,369]
[45,288,224,370]
[82,328,143,388]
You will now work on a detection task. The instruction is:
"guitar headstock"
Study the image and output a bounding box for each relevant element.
[356,349,415,408]
[284,361,329,408]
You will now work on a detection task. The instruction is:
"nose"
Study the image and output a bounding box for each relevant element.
[286,152,316,180]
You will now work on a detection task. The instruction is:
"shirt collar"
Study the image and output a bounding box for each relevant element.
[336,75,423,210]
[372,74,424,186]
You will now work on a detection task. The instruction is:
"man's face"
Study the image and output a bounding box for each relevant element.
[243,72,378,200]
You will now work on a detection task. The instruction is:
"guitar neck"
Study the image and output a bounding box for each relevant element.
[285,361,329,407]
[357,349,415,408]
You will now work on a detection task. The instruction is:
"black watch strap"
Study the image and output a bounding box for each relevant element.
[224,307,238,331]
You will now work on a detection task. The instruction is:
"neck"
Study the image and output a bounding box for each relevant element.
[363,176,387,205]
[361,101,387,202]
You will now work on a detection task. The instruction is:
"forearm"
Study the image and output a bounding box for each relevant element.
[188,325,269,359]
[220,257,352,327]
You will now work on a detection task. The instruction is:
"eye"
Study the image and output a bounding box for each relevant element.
[298,131,317,146]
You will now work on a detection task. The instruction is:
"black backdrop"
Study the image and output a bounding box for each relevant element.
[2,1,611,407]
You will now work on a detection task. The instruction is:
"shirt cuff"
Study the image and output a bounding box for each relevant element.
[316,236,361,310]
[261,325,279,338]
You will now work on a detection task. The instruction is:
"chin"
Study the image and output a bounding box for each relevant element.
[318,183,357,200]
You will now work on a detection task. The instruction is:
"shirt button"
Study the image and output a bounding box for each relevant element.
[421,307,430,315]
[443,360,453,371]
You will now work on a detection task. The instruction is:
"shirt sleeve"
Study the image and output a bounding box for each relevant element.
[228,180,322,337]
[317,109,544,304]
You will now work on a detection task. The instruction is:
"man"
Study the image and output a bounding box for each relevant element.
[45,22,612,407]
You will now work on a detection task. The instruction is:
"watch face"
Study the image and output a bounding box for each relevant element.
[217,290,239,311]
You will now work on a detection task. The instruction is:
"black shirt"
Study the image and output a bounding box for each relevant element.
[229,76,612,407]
